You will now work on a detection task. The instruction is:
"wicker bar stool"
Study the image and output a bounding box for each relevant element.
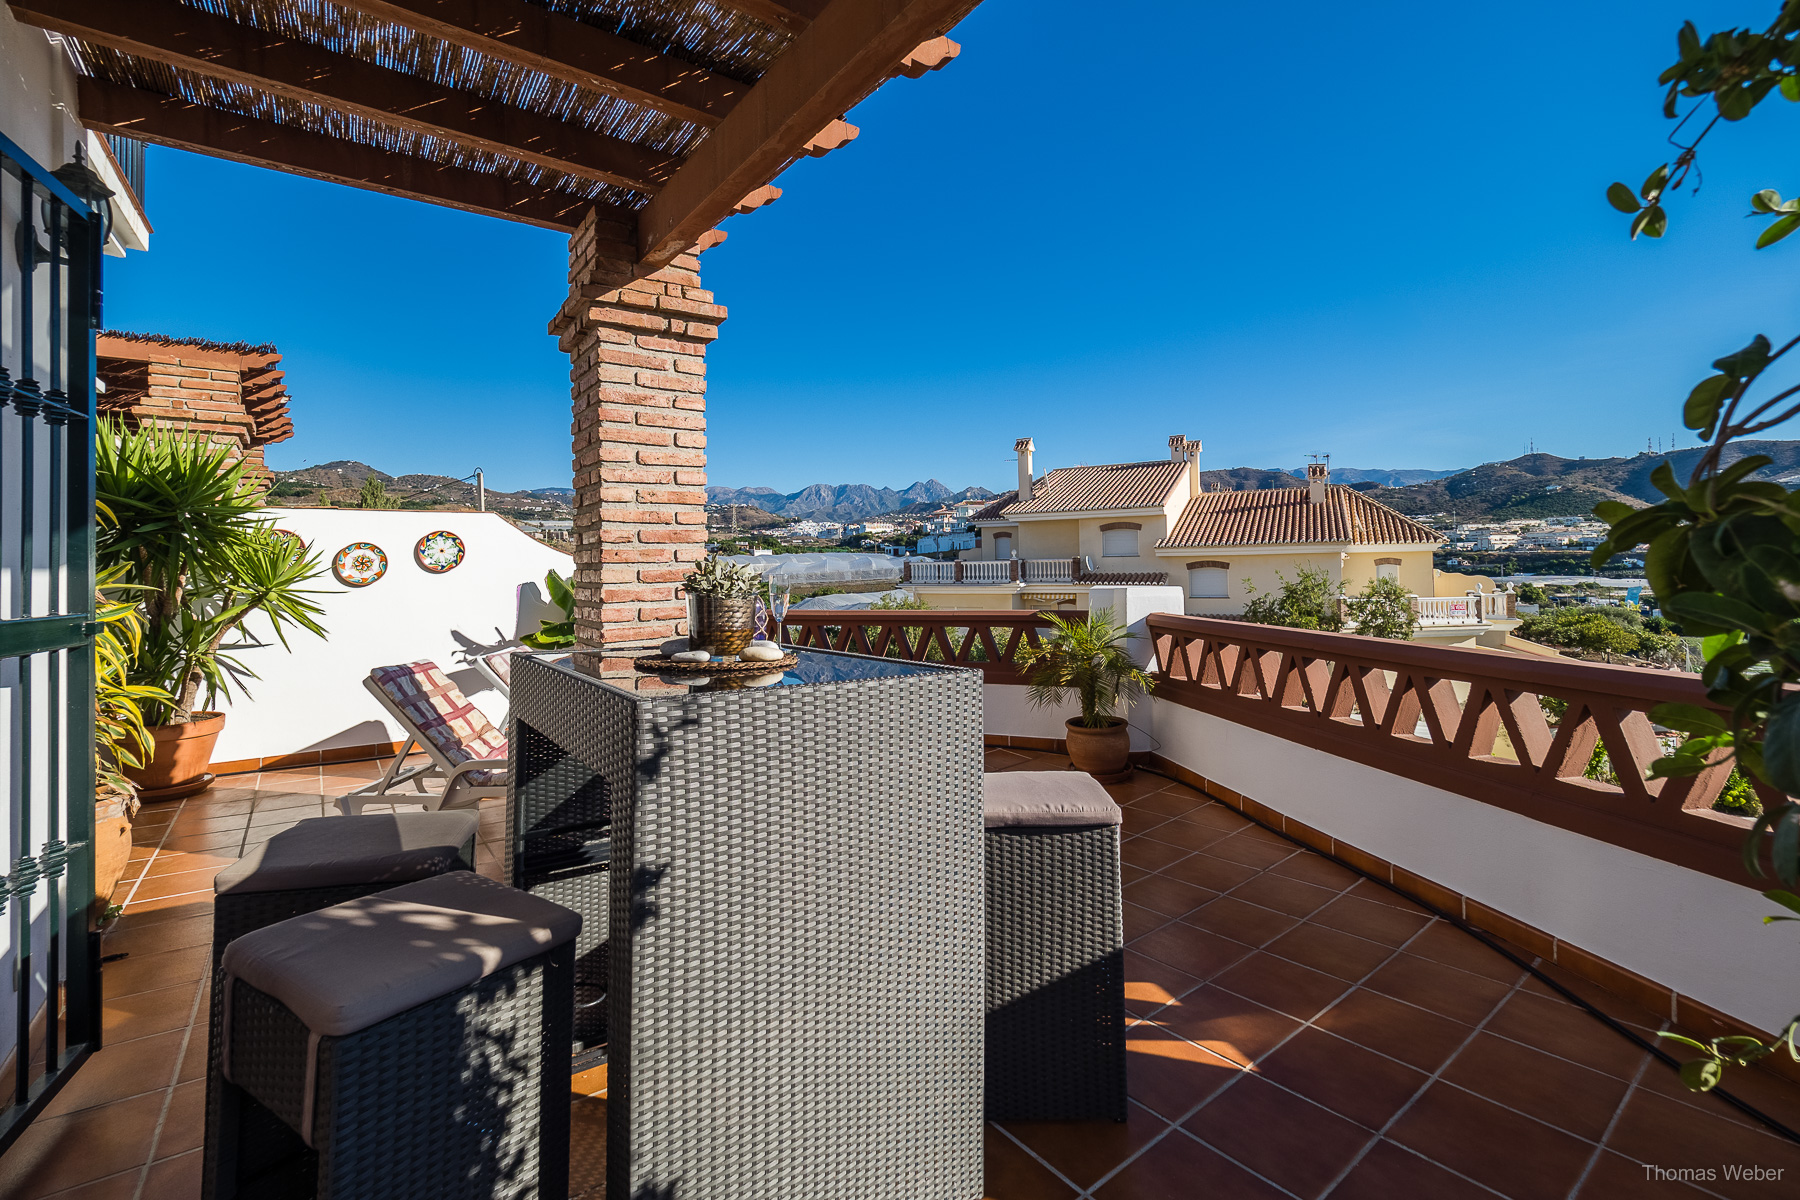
[204,811,479,1200]
[212,871,579,1200]
[984,771,1127,1122]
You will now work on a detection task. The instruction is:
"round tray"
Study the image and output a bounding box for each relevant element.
[635,651,798,674]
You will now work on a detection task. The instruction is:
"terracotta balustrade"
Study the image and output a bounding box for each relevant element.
[778,609,1085,685]
[1145,614,1770,887]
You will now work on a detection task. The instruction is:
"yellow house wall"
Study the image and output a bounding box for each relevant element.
[911,586,1021,610]
[1017,520,1081,559]
[1341,550,1436,596]
[1072,515,1168,573]
[1171,552,1346,617]
[1433,569,1498,597]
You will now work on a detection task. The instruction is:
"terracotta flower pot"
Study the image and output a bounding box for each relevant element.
[687,593,757,656]
[92,796,134,916]
[124,711,225,803]
[1065,717,1132,783]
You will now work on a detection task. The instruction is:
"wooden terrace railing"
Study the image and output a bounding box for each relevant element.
[1146,614,1762,886]
[777,609,1084,686]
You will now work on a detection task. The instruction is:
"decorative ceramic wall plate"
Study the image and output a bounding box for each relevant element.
[272,529,306,550]
[415,530,465,573]
[333,542,388,588]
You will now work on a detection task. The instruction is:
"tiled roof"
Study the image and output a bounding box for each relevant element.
[1000,460,1187,517]
[970,490,1019,522]
[1159,485,1444,548]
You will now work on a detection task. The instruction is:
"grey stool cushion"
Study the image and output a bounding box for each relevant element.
[222,871,580,1038]
[983,771,1122,828]
[214,811,481,896]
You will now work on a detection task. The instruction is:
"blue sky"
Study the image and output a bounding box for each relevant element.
[105,0,1800,494]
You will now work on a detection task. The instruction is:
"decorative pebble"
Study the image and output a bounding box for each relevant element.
[742,672,784,687]
[670,649,712,663]
[737,642,784,662]
[660,638,690,656]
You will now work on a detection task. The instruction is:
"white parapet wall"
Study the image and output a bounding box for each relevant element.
[211,508,572,767]
[1151,699,1800,1036]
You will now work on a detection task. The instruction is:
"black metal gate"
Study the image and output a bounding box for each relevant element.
[0,130,104,1153]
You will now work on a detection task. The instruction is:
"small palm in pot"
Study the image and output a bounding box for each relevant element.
[683,556,764,655]
[1017,608,1156,781]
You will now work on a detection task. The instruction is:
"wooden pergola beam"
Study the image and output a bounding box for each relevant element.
[712,0,831,34]
[330,0,745,127]
[77,78,613,231]
[635,0,974,267]
[12,0,677,194]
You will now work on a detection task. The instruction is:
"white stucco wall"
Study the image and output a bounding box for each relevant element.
[1150,699,1800,1035]
[212,509,572,763]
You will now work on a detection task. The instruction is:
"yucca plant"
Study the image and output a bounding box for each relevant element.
[95,421,331,724]
[1016,608,1157,728]
[92,502,173,802]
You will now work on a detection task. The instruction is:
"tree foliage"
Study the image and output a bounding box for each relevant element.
[1347,576,1419,641]
[1239,566,1345,632]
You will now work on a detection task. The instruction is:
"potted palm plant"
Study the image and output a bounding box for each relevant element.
[96,421,331,800]
[1018,608,1157,782]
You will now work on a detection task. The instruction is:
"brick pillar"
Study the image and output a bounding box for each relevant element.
[551,210,725,648]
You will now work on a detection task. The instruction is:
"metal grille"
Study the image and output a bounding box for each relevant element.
[0,130,103,1153]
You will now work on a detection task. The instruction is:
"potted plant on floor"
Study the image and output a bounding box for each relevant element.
[1017,608,1156,782]
[96,421,331,800]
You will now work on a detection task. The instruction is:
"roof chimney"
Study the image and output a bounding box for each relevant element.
[1307,458,1329,505]
[1171,434,1202,495]
[1015,437,1035,500]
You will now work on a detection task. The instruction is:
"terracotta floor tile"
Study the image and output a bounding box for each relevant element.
[1228,872,1343,918]
[102,945,209,1000]
[1122,901,1173,943]
[1002,1102,1169,1191]
[1130,790,1208,820]
[143,1148,201,1200]
[0,1090,164,1196]
[982,1126,1078,1199]
[1482,989,1653,1081]
[1346,877,1431,912]
[1155,985,1304,1070]
[1184,1074,1375,1198]
[1123,874,1217,920]
[1387,1081,1595,1200]
[1363,953,1515,1027]
[1092,1129,1289,1199]
[161,813,249,839]
[1131,922,1254,982]
[1199,832,1294,870]
[1177,803,1253,833]
[1123,1024,1245,1121]
[1573,1148,1715,1197]
[40,1029,182,1117]
[1266,852,1360,891]
[1263,922,1396,983]
[34,1169,143,1199]
[1121,838,1193,873]
[156,830,247,855]
[125,868,221,905]
[1123,952,1201,1017]
[179,1025,206,1083]
[1312,989,1474,1074]
[1441,1032,1632,1142]
[1604,1083,1800,1191]
[1120,864,1149,887]
[120,889,215,917]
[102,913,210,960]
[1180,896,1298,947]
[1141,819,1235,855]
[1213,951,1353,1023]
[1328,1137,1497,1200]
[1119,807,1173,840]
[1403,921,1529,985]
[1308,894,1434,947]
[1256,1026,1428,1131]
[154,1079,205,1158]
[248,802,326,827]
[1230,823,1294,849]
[102,980,201,1043]
[1106,773,1184,804]
[141,848,237,880]
[1630,1043,1800,1130]
[1157,853,1260,894]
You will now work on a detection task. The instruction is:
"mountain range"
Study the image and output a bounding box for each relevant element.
[705,479,995,521]
[268,461,572,520]
[1358,441,1800,520]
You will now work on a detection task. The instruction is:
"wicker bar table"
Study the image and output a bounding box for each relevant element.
[507,647,984,1200]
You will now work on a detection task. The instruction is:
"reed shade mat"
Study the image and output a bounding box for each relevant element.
[632,651,798,673]
[213,811,481,894]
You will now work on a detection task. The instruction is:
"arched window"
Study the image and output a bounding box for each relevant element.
[1187,560,1229,599]
[1375,557,1401,583]
[1100,522,1141,558]
[992,532,1013,559]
